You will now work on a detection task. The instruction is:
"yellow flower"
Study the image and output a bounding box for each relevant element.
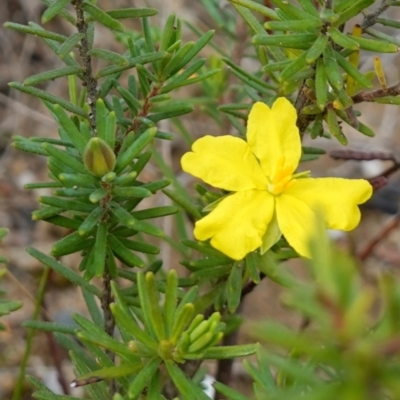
[181,98,373,260]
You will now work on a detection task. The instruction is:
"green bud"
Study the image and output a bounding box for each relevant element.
[188,332,213,353]
[102,171,116,182]
[189,319,212,343]
[83,137,116,177]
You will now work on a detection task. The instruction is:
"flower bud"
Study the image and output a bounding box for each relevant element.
[83,137,116,177]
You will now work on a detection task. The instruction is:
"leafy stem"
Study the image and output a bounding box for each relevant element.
[72,0,98,130]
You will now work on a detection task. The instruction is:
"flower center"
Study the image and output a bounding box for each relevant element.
[267,157,310,196]
[268,168,293,196]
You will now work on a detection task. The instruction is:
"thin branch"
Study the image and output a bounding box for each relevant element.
[241,273,266,299]
[329,149,400,190]
[72,0,97,130]
[357,213,400,261]
[329,149,397,162]
[352,82,400,104]
[360,0,391,30]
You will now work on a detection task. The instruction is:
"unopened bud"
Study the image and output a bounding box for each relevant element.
[83,138,116,177]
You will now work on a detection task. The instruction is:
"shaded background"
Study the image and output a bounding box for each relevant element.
[1,0,400,398]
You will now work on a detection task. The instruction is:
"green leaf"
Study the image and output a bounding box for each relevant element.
[117,238,159,255]
[245,253,261,283]
[113,83,140,115]
[137,272,158,339]
[334,0,375,26]
[52,231,94,257]
[58,33,85,58]
[142,179,171,193]
[306,34,329,64]
[128,358,161,398]
[82,287,103,326]
[232,4,266,37]
[86,221,107,278]
[4,22,67,42]
[279,51,308,83]
[115,127,157,173]
[201,344,257,359]
[75,363,143,383]
[131,206,179,220]
[252,33,317,49]
[96,52,168,78]
[265,18,322,31]
[22,320,76,334]
[41,0,76,24]
[39,196,95,213]
[109,201,164,237]
[145,272,166,340]
[108,234,146,268]
[323,45,343,91]
[171,303,195,343]
[159,14,177,52]
[373,96,400,105]
[53,105,87,155]
[95,99,115,147]
[107,8,158,19]
[164,270,178,338]
[228,0,278,20]
[42,143,87,174]
[89,188,108,204]
[168,30,215,75]
[148,103,193,123]
[32,206,63,221]
[191,265,232,280]
[182,257,232,271]
[41,0,72,23]
[27,247,101,296]
[315,58,328,109]
[223,57,273,91]
[181,239,225,257]
[162,189,202,219]
[89,48,128,65]
[23,66,82,86]
[112,186,152,198]
[328,26,359,50]
[160,69,220,93]
[58,173,98,187]
[111,283,158,349]
[326,107,347,145]
[12,136,48,156]
[165,360,211,400]
[9,82,87,118]
[349,33,399,53]
[213,382,249,400]
[78,206,105,236]
[271,0,318,19]
[54,187,92,197]
[82,1,125,32]
[161,42,195,78]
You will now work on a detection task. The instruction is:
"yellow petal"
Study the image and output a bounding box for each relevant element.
[181,135,266,191]
[285,178,373,231]
[276,194,317,258]
[247,98,301,178]
[194,190,274,260]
